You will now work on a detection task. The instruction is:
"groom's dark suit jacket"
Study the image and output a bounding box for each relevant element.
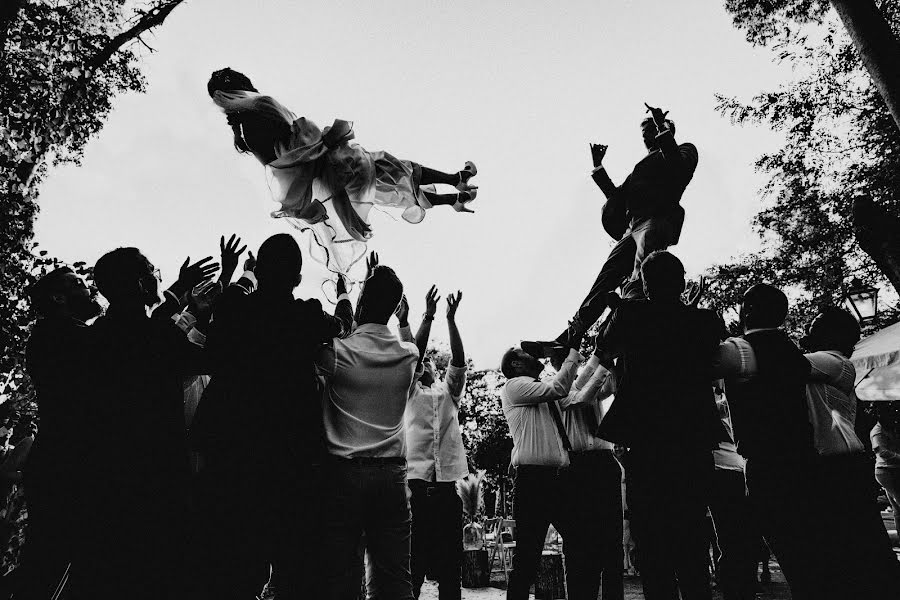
[592,130,698,243]
[596,298,726,452]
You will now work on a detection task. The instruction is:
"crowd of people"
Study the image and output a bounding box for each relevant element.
[5,94,900,600]
[11,234,473,600]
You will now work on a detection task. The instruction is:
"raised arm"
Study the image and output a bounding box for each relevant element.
[152,255,219,321]
[394,295,414,343]
[589,142,618,199]
[645,103,698,175]
[559,355,615,410]
[446,291,465,368]
[415,285,440,364]
[325,274,354,339]
[504,349,582,406]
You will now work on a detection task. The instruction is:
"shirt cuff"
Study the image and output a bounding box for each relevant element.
[241,271,257,289]
[336,293,350,304]
[187,327,207,346]
[591,165,606,175]
[446,364,468,376]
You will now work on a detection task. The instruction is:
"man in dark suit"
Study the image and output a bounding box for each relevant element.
[595,251,725,600]
[195,233,353,600]
[16,268,102,600]
[85,247,211,600]
[525,104,698,359]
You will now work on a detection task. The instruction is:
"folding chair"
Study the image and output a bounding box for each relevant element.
[487,518,516,583]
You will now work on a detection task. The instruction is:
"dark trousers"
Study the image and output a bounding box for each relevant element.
[628,449,714,600]
[193,464,320,600]
[563,451,625,600]
[508,455,622,600]
[816,453,900,598]
[707,469,758,600]
[13,472,79,600]
[323,457,413,600]
[745,459,831,600]
[409,480,462,600]
[561,218,675,341]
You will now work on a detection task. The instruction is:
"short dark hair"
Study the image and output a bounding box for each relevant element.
[500,347,521,379]
[358,265,403,322]
[808,306,861,356]
[641,251,685,299]
[741,283,788,329]
[93,248,148,304]
[255,234,302,291]
[26,267,75,317]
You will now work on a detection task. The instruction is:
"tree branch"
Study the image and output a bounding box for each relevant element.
[87,0,185,70]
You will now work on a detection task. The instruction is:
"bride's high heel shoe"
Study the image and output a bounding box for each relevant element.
[456,161,478,192]
[453,189,477,213]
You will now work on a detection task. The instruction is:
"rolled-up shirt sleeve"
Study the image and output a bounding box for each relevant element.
[505,349,582,406]
[444,364,467,405]
[560,357,614,409]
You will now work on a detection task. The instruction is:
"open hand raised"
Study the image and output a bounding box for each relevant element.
[394,294,410,325]
[219,234,247,283]
[446,291,463,321]
[424,285,440,318]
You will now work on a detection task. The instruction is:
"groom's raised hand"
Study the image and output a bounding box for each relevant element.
[590,142,608,168]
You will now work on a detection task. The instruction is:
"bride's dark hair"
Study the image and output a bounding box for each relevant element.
[208,68,290,161]
[208,68,258,153]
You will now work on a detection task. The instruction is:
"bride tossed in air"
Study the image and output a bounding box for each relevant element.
[207,68,478,275]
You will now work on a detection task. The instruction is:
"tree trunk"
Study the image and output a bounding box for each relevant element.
[830,0,900,134]
[462,549,490,588]
[852,195,900,296]
[534,551,566,599]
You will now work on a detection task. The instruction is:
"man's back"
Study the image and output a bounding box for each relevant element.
[320,323,420,458]
[204,289,345,465]
[598,299,724,450]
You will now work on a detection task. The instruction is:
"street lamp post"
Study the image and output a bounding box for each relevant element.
[844,278,879,325]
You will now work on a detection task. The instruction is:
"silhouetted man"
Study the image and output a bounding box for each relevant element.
[713,284,827,600]
[524,104,698,360]
[16,268,101,600]
[596,251,724,600]
[197,233,352,600]
[86,247,210,600]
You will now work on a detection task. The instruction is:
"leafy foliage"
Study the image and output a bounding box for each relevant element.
[0,0,184,430]
[708,2,900,331]
[724,0,832,46]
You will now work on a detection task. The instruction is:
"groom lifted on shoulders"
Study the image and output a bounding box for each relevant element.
[524,103,698,359]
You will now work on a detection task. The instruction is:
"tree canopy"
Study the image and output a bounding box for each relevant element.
[707,1,900,332]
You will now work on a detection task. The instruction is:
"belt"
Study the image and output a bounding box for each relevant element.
[515,464,569,475]
[408,479,457,496]
[569,449,615,457]
[331,455,406,465]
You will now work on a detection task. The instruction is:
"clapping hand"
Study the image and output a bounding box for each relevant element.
[188,280,222,316]
[644,103,669,129]
[219,234,247,284]
[394,294,410,326]
[446,291,462,321]
[424,285,440,319]
[589,142,609,168]
[173,256,219,298]
[685,276,706,308]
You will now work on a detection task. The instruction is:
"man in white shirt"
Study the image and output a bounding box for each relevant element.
[499,343,581,600]
[558,350,624,600]
[318,264,421,600]
[401,288,468,600]
[799,307,900,597]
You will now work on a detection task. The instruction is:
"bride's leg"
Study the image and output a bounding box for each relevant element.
[422,190,474,207]
[416,162,477,188]
[418,166,462,187]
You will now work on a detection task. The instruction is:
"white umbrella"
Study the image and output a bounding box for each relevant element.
[851,321,900,401]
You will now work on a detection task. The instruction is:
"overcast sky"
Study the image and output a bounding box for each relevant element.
[35,0,791,367]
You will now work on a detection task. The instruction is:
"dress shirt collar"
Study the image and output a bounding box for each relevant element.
[353,322,393,336]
